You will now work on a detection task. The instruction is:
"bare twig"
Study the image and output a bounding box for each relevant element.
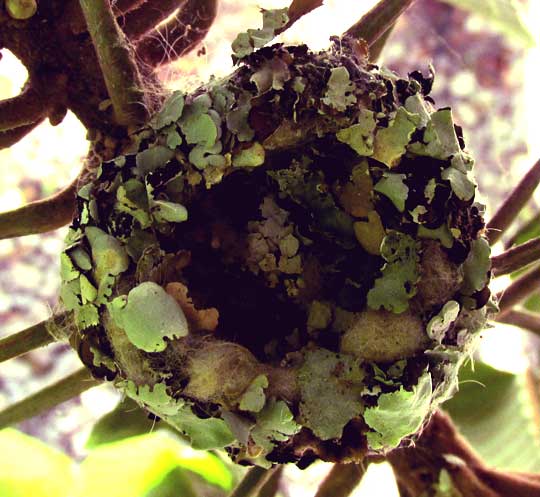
[487,158,540,245]
[229,467,275,497]
[135,0,218,66]
[344,0,414,46]
[495,309,540,337]
[0,368,101,429]
[0,177,78,239]
[0,85,48,132]
[0,119,44,149]
[504,210,540,249]
[79,0,149,126]
[491,236,540,276]
[0,317,59,363]
[314,463,367,497]
[123,0,184,42]
[497,263,540,317]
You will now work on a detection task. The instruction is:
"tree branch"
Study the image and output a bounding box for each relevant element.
[491,236,540,276]
[497,263,540,317]
[504,210,540,249]
[388,411,540,497]
[0,177,78,239]
[0,316,61,363]
[487,158,540,245]
[123,0,184,42]
[135,0,217,66]
[344,0,414,46]
[257,466,283,497]
[64,0,149,34]
[314,463,367,497]
[0,119,44,149]
[495,309,540,337]
[229,467,275,497]
[0,368,101,429]
[79,0,149,126]
[0,85,48,132]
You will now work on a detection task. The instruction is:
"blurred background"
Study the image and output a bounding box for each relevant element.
[1,1,539,496]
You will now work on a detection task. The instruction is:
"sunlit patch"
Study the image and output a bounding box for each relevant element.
[478,323,529,374]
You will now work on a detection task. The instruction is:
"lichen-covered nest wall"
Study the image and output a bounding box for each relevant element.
[60,26,494,467]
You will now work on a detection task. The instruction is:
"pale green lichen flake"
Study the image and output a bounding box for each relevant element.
[426,301,460,342]
[149,91,185,130]
[364,371,433,450]
[367,231,420,313]
[461,238,491,296]
[374,173,409,212]
[85,226,129,283]
[373,107,421,167]
[298,348,364,440]
[239,375,268,412]
[322,66,357,112]
[108,281,188,352]
[251,399,300,454]
[336,109,376,155]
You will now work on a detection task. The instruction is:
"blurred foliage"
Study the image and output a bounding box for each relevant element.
[441,0,534,46]
[0,428,233,497]
[444,361,540,472]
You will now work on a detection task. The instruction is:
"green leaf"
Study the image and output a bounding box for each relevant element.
[336,109,376,156]
[444,361,540,471]
[108,281,188,352]
[87,398,158,449]
[297,348,365,440]
[79,432,232,497]
[321,66,357,112]
[364,371,433,449]
[150,91,185,130]
[374,173,409,212]
[373,106,421,167]
[0,429,74,497]
[367,231,420,313]
[460,238,491,295]
[143,468,197,497]
[440,0,534,47]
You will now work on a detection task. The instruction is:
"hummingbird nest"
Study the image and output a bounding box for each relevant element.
[60,14,494,468]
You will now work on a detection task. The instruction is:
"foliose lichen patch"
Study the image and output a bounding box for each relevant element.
[59,10,495,468]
